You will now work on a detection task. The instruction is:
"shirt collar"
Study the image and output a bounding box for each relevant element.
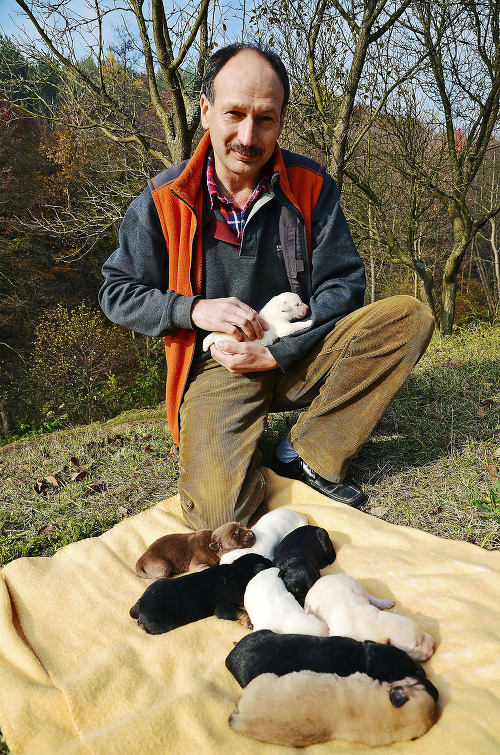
[206,147,270,212]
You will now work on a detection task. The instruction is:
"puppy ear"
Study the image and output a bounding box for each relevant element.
[385,638,393,645]
[280,302,290,312]
[208,540,221,551]
[390,686,409,708]
[277,567,288,580]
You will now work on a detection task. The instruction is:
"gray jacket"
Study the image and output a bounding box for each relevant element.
[99,148,366,372]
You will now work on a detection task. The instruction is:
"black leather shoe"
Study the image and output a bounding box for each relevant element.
[270,448,367,508]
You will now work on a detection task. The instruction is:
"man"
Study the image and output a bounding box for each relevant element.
[99,43,434,530]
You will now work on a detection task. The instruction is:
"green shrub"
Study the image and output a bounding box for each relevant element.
[21,302,164,430]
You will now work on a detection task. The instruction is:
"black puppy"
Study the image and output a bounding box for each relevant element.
[273,525,335,604]
[225,630,438,702]
[130,553,272,634]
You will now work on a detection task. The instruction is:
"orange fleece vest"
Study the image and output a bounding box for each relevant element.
[150,131,324,444]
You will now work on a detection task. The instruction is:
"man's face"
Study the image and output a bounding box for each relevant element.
[200,50,286,188]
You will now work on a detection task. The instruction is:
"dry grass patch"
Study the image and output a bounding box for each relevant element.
[1,323,499,570]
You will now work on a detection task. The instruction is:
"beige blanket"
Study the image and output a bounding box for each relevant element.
[1,468,500,754]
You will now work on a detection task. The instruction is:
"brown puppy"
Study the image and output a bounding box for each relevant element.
[135,523,256,580]
[229,671,439,747]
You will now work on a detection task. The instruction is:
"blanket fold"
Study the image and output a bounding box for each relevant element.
[1,468,500,754]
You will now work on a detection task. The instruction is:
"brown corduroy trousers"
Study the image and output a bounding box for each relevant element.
[178,295,435,530]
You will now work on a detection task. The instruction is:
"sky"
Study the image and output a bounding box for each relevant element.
[0,0,245,59]
[0,0,128,58]
[1,0,31,39]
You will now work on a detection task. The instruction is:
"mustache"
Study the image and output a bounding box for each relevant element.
[227,143,265,157]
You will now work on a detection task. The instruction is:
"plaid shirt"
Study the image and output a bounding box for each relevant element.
[206,148,270,240]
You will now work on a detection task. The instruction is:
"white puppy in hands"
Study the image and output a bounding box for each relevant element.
[202,292,312,353]
[220,509,308,565]
[244,567,328,636]
[305,574,435,662]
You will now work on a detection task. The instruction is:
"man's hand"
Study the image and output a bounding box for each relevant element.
[209,340,279,373]
[191,297,269,341]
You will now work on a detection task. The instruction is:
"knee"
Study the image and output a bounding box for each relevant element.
[386,295,434,340]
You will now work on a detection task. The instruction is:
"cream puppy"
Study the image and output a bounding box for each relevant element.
[305,574,435,662]
[229,671,439,747]
[244,567,328,636]
[220,509,308,564]
[202,292,312,353]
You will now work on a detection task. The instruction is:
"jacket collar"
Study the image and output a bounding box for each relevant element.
[171,130,298,212]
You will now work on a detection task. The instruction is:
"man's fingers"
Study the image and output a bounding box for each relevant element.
[214,339,244,354]
[191,297,265,339]
[225,304,265,341]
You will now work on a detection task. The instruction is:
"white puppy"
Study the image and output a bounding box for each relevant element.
[305,574,435,662]
[220,508,308,564]
[244,567,329,636]
[202,292,312,353]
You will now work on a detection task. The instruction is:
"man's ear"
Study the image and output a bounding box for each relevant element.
[278,106,287,137]
[200,94,211,130]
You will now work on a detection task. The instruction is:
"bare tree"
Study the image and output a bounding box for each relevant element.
[10,0,217,166]
[252,0,419,189]
[378,0,500,333]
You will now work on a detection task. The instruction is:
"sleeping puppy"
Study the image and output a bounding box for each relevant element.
[244,567,328,636]
[229,671,439,747]
[305,574,435,662]
[130,554,272,634]
[202,291,312,353]
[273,525,336,605]
[135,522,256,580]
[220,508,308,565]
[225,629,438,702]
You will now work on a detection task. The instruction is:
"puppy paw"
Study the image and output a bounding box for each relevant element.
[237,609,253,629]
[368,593,395,610]
[378,598,395,610]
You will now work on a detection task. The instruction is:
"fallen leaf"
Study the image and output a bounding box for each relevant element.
[33,475,60,495]
[141,433,152,441]
[488,464,499,484]
[117,505,128,517]
[431,412,443,421]
[370,506,388,518]
[144,444,153,452]
[493,448,500,460]
[167,444,179,461]
[480,398,495,407]
[70,456,80,467]
[84,481,107,496]
[37,523,58,536]
[70,470,87,482]
[477,407,487,418]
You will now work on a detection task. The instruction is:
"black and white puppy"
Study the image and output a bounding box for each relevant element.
[273,525,336,605]
[220,508,307,564]
[225,629,438,703]
[130,554,272,634]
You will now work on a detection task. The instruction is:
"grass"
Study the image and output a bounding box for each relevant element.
[1,322,500,568]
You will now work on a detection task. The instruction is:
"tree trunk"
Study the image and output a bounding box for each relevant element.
[0,401,13,433]
[368,201,376,303]
[490,217,500,302]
